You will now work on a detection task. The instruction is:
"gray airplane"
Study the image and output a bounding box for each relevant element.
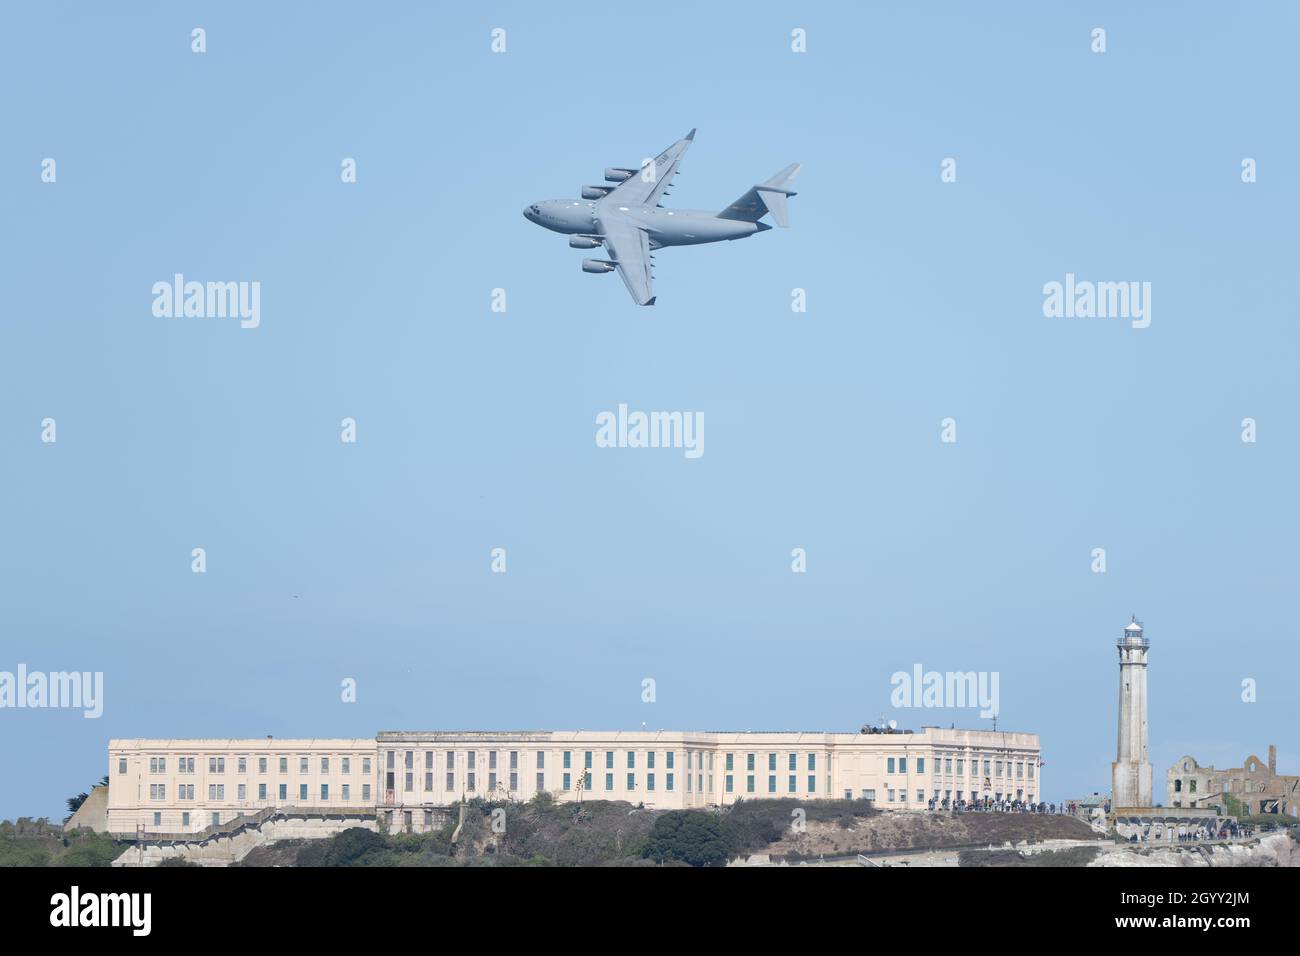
[523,129,800,305]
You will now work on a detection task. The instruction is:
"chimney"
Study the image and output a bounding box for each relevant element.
[1269,744,1276,774]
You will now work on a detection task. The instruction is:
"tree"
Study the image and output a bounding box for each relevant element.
[641,811,730,867]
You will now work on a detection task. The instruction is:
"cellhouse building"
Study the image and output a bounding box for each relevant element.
[101,726,1041,836]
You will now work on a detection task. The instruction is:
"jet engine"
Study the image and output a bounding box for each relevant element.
[581,185,612,199]
[569,235,602,249]
[604,167,636,182]
[582,259,616,274]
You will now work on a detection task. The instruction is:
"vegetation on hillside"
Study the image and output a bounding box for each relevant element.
[0,819,121,867]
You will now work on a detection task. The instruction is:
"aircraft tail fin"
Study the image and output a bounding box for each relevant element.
[717,163,801,227]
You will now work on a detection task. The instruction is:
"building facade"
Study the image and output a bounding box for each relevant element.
[1167,745,1300,818]
[107,727,1041,836]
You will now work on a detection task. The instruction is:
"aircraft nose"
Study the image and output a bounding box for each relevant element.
[522,206,532,220]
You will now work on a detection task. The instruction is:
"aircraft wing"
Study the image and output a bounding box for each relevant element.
[608,129,694,208]
[597,213,655,306]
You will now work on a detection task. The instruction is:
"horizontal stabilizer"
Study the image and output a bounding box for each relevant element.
[717,163,801,227]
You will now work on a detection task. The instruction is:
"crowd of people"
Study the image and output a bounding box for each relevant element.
[925,796,1057,813]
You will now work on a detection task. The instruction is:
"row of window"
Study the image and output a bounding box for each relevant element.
[148,782,372,802]
[724,775,820,794]
[139,755,371,776]
[885,756,1035,779]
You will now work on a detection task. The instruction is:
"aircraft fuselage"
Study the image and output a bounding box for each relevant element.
[523,198,769,247]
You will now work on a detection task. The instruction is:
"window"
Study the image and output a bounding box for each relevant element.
[746,775,755,793]
[406,751,414,770]
[343,757,351,774]
[626,772,635,790]
[149,757,165,773]
[917,758,925,773]
[425,772,433,790]
[488,773,497,792]
[563,773,571,791]
[149,784,165,800]
[725,775,734,793]
[278,784,287,800]
[788,775,796,793]
[605,751,614,769]
[468,773,476,791]
[489,752,497,770]
[788,753,796,771]
[118,757,127,774]
[888,757,895,773]
[279,757,288,773]
[646,752,655,769]
[180,784,194,800]
[984,760,991,776]
[299,784,308,800]
[768,753,776,771]
[747,753,755,771]
[237,784,246,800]
[258,757,267,774]
[768,775,776,793]
[322,757,330,773]
[1016,762,1023,779]
[362,784,371,801]
[386,751,394,770]
[238,757,247,773]
[602,773,612,791]
[405,772,413,792]
[888,789,895,802]
[945,758,952,774]
[647,773,655,791]
[510,751,518,770]
[583,772,591,791]
[808,753,816,771]
[627,751,635,769]
[300,757,309,774]
[1028,762,1035,779]
[563,751,571,769]
[899,757,907,773]
[666,773,674,791]
[666,752,674,769]
[585,751,593,769]
[423,810,433,828]
[468,753,476,770]
[363,757,371,774]
[957,759,964,775]
[864,789,876,801]
[537,752,545,769]
[536,772,544,791]
[181,812,190,827]
[258,783,267,800]
[446,772,455,790]
[321,784,329,800]
[996,760,1003,777]
[153,812,161,826]
[726,753,734,771]
[510,773,518,791]
[446,751,454,769]
[900,788,908,801]
[808,775,816,793]
[425,752,433,770]
[403,811,412,832]
[208,784,225,800]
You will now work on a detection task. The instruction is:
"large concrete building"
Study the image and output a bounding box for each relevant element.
[104,726,1042,836]
[1167,745,1300,818]
[1111,617,1152,808]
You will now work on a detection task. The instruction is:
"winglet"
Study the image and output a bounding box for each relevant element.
[685,128,696,141]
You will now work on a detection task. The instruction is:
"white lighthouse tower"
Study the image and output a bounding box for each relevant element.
[1111,616,1152,808]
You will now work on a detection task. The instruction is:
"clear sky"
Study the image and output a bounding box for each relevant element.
[1,2,1297,820]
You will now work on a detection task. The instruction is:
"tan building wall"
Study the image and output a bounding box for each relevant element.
[107,728,1042,835]
[375,727,1042,832]
[107,738,377,835]
[1167,745,1300,817]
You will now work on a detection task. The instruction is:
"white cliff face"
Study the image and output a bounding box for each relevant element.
[1089,833,1297,867]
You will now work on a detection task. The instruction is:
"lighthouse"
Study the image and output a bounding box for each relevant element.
[1111,616,1152,807]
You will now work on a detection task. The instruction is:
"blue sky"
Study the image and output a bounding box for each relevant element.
[1,2,1297,819]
